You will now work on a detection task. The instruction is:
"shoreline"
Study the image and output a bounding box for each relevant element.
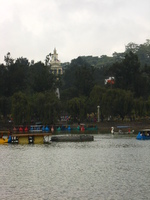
[96,120,150,134]
[1,120,150,134]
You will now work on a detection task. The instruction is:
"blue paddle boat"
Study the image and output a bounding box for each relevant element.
[136,129,150,140]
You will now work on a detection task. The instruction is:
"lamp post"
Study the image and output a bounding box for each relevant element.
[97,105,100,122]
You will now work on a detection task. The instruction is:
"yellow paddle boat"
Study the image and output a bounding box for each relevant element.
[0,138,9,144]
[0,136,12,144]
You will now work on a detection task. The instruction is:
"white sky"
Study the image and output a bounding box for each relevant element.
[0,0,150,64]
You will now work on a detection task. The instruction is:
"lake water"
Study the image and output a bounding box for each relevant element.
[0,133,150,200]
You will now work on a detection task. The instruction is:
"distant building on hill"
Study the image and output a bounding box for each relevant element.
[50,48,63,75]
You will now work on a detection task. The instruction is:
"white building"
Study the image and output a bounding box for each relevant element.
[50,48,63,75]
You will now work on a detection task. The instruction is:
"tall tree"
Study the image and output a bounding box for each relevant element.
[101,89,133,120]
[11,92,29,124]
[110,52,141,95]
[0,64,8,96]
[68,96,87,122]
[29,62,55,93]
[30,92,60,124]
[6,62,29,96]
[4,52,14,66]
[0,96,11,119]
[74,65,95,96]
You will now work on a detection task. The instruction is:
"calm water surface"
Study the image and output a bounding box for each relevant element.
[0,134,150,200]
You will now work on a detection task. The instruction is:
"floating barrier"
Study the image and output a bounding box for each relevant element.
[51,135,94,142]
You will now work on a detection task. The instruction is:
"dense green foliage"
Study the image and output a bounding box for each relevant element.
[0,39,150,124]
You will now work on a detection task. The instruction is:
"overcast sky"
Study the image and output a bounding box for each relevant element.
[0,0,150,64]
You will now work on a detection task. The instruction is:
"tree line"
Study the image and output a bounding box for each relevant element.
[0,40,150,125]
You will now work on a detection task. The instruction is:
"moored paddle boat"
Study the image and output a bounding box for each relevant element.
[111,126,134,135]
[0,136,12,144]
[136,129,150,140]
[86,124,98,131]
[0,138,8,144]
[30,125,43,132]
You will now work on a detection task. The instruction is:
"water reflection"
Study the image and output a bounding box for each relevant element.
[0,134,150,200]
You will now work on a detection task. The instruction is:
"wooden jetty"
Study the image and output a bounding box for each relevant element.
[11,133,52,144]
[0,130,11,135]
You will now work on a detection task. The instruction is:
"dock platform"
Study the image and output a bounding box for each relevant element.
[11,133,52,144]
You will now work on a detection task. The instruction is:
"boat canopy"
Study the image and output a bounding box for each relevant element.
[117,126,130,129]
[139,129,150,132]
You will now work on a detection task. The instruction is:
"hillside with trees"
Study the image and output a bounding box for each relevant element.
[81,39,150,68]
[0,39,150,126]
